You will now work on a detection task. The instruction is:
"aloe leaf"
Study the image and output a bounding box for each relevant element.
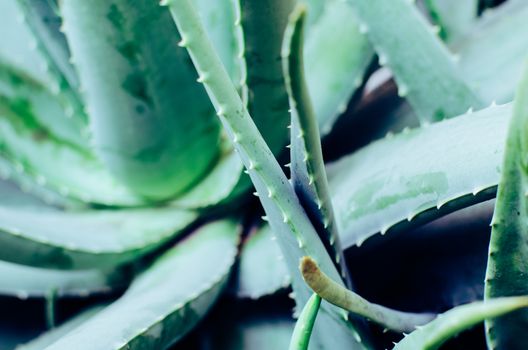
[174,0,373,208]
[484,61,528,349]
[0,62,150,206]
[177,0,367,209]
[195,0,239,83]
[0,179,60,208]
[45,219,239,350]
[0,261,127,298]
[302,0,325,27]
[172,0,294,209]
[329,103,510,248]
[60,0,221,200]
[0,1,56,87]
[165,1,371,348]
[168,0,254,210]
[237,0,292,156]
[289,293,321,350]
[0,200,197,269]
[14,0,76,86]
[0,60,85,150]
[234,224,290,299]
[14,0,86,126]
[304,0,373,134]
[8,0,245,210]
[0,157,77,208]
[0,4,86,149]
[453,0,528,104]
[424,0,478,41]
[301,256,435,333]
[17,305,106,350]
[283,5,350,285]
[345,0,483,122]
[170,148,247,209]
[393,297,528,350]
[150,142,250,209]
[4,1,243,210]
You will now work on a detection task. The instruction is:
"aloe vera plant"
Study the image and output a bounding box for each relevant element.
[1,0,528,349]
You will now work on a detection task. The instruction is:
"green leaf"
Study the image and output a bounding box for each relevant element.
[289,293,321,350]
[172,0,294,209]
[15,0,86,125]
[328,103,510,248]
[0,261,127,298]
[394,297,528,350]
[60,0,221,199]
[283,4,350,286]
[484,60,528,349]
[302,0,325,28]
[176,0,252,209]
[17,305,106,350]
[345,0,483,122]
[304,0,373,133]
[164,1,372,348]
[0,173,64,208]
[3,0,247,209]
[453,0,528,104]
[0,182,197,269]
[423,0,477,41]
[0,63,147,206]
[237,0,293,156]
[0,60,86,150]
[234,223,290,299]
[300,256,434,333]
[0,0,87,165]
[0,1,55,87]
[195,0,240,83]
[170,147,248,209]
[44,219,239,349]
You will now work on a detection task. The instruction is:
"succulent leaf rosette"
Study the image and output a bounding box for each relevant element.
[0,0,528,349]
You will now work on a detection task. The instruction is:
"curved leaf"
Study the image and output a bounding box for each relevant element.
[484,61,528,349]
[0,261,127,298]
[304,0,373,133]
[195,0,240,83]
[283,5,350,285]
[17,305,106,350]
[0,60,85,150]
[394,297,528,350]
[301,256,435,333]
[165,1,372,348]
[345,0,483,122]
[45,219,239,349]
[0,63,147,206]
[423,0,477,41]
[0,1,87,153]
[171,147,248,209]
[60,0,221,199]
[0,1,55,87]
[238,0,293,156]
[234,224,290,299]
[0,199,197,269]
[15,0,85,125]
[329,103,510,248]
[453,0,528,104]
[289,293,321,350]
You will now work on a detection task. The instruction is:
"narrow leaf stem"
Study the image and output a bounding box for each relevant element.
[289,293,321,350]
[300,256,435,333]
